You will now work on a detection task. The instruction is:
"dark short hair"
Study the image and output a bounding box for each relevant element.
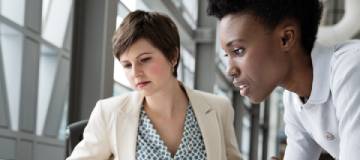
[207,0,323,55]
[112,10,180,77]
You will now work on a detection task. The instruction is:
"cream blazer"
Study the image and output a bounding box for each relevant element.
[67,86,241,160]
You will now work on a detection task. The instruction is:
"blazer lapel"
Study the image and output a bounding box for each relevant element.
[115,92,144,160]
[184,86,222,160]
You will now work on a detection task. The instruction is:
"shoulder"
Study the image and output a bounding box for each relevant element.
[331,40,360,66]
[282,90,301,123]
[189,89,233,117]
[191,89,232,108]
[95,91,137,116]
[330,40,360,85]
[333,40,360,56]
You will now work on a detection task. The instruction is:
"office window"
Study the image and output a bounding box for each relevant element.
[113,59,131,88]
[170,0,198,29]
[42,0,73,47]
[0,23,23,131]
[241,115,251,160]
[214,84,233,100]
[181,0,198,29]
[0,0,25,26]
[181,47,195,88]
[120,0,136,11]
[119,0,149,12]
[36,45,58,136]
[177,58,183,81]
[113,1,131,93]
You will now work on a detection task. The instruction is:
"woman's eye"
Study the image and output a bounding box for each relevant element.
[232,48,245,56]
[140,57,151,63]
[122,64,132,69]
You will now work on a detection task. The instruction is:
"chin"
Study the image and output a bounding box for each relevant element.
[139,90,152,96]
[138,88,158,97]
[249,96,266,104]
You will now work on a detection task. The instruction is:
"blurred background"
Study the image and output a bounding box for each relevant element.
[0,0,358,159]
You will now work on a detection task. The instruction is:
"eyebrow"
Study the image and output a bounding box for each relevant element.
[120,52,152,63]
[225,39,246,47]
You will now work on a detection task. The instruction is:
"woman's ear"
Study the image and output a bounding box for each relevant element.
[277,19,298,52]
[171,48,180,67]
[280,28,295,49]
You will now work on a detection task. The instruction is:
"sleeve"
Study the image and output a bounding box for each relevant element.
[282,92,322,160]
[223,100,242,160]
[330,49,360,160]
[66,100,112,160]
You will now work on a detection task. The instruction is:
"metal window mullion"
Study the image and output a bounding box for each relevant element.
[43,57,69,138]
[0,15,70,58]
[0,41,11,129]
[18,0,42,134]
[68,0,117,123]
[19,37,40,133]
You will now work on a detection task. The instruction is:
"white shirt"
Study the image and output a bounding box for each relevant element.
[283,40,360,160]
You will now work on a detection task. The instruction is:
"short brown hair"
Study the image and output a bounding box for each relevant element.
[112,10,180,77]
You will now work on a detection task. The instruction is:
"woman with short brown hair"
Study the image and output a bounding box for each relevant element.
[67,10,241,160]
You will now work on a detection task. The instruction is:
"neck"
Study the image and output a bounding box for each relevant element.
[281,49,313,98]
[144,79,188,118]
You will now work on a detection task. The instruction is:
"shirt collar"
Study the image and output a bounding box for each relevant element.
[305,42,334,105]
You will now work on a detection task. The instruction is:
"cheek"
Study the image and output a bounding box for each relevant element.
[146,61,170,77]
[244,50,274,82]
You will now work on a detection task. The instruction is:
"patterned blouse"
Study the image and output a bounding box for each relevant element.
[136,104,207,160]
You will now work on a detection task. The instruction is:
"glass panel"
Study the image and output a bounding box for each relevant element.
[169,0,198,29]
[181,0,198,29]
[182,0,198,22]
[214,85,233,99]
[120,0,136,11]
[42,0,73,47]
[257,131,264,158]
[0,0,25,25]
[170,0,181,8]
[177,59,183,81]
[113,59,131,88]
[113,82,131,96]
[241,114,251,160]
[181,47,194,72]
[321,0,345,25]
[180,47,194,88]
[36,45,59,136]
[214,85,227,97]
[116,1,130,28]
[58,99,68,140]
[183,68,194,89]
[135,0,149,11]
[0,23,23,131]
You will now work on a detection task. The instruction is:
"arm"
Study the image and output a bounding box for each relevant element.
[331,49,360,160]
[282,92,322,160]
[223,100,242,160]
[66,100,112,160]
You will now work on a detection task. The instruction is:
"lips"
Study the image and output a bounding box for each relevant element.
[136,81,150,89]
[233,81,249,96]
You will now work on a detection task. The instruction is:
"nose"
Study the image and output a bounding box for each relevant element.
[131,63,143,77]
[226,60,240,78]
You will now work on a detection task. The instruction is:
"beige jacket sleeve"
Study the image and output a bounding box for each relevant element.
[66,100,113,160]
